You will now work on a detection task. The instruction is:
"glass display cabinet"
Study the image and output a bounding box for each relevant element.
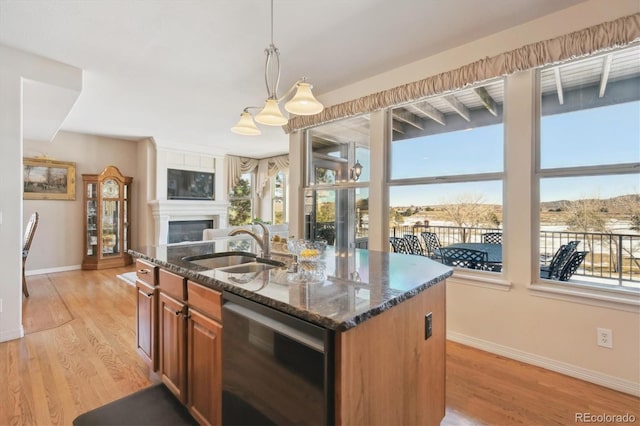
[82,165,133,270]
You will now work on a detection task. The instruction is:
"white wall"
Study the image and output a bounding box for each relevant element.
[23,131,144,273]
[290,0,640,393]
[0,46,82,342]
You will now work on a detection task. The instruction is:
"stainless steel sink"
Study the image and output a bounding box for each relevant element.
[218,261,284,274]
[183,252,256,269]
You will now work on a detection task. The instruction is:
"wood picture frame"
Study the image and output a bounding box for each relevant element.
[23,157,76,200]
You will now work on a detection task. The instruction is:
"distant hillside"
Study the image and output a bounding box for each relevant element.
[540,194,639,214]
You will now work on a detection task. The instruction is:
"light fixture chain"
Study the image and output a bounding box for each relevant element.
[231,0,323,135]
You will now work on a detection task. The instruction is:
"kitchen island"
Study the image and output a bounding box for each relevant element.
[130,237,452,425]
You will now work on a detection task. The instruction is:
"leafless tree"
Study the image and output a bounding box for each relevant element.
[441,193,496,242]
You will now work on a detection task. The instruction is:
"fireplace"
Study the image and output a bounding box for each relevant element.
[168,220,214,244]
[149,200,229,245]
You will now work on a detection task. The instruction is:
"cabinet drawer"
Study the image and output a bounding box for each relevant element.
[136,259,158,286]
[187,280,222,321]
[159,268,187,301]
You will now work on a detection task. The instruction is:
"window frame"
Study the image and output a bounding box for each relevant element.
[387,78,507,279]
[228,172,254,226]
[532,49,640,307]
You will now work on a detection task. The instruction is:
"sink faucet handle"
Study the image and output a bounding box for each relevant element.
[255,222,271,259]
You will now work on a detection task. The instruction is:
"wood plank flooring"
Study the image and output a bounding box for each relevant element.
[1,267,638,425]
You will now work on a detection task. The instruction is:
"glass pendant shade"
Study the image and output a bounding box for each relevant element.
[284,82,324,115]
[255,98,288,126]
[231,111,261,135]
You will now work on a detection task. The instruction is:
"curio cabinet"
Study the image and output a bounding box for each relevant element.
[82,165,133,270]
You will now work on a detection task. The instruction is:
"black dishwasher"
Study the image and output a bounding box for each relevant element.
[222,292,334,426]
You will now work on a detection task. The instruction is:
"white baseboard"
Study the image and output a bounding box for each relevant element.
[447,331,640,397]
[26,265,81,276]
[0,325,24,343]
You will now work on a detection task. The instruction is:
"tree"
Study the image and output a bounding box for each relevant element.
[564,198,607,233]
[228,178,252,226]
[441,193,495,242]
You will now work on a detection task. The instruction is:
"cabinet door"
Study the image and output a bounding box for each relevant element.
[136,279,156,370]
[187,308,222,426]
[159,292,187,402]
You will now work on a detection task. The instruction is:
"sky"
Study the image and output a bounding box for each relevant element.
[388,100,640,207]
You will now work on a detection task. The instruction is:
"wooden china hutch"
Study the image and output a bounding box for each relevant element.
[82,165,133,270]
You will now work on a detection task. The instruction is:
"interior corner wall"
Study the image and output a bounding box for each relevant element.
[136,138,157,247]
[0,68,25,342]
[0,45,82,343]
[23,131,141,273]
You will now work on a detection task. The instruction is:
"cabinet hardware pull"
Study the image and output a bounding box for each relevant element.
[174,310,182,316]
[146,292,154,297]
[138,269,149,274]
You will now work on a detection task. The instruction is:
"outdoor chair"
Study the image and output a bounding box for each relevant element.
[439,247,489,270]
[389,237,411,254]
[420,232,442,259]
[22,211,39,297]
[557,251,589,281]
[540,240,580,279]
[482,232,502,244]
[403,234,424,256]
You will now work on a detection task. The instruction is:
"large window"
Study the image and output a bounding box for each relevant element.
[389,79,505,273]
[271,171,287,225]
[228,172,253,226]
[305,114,370,249]
[537,44,640,289]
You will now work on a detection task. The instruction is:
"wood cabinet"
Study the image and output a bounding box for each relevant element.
[82,165,133,270]
[156,269,222,425]
[187,304,222,425]
[158,291,187,402]
[135,259,158,370]
[158,268,188,402]
[335,280,446,426]
[147,261,445,426]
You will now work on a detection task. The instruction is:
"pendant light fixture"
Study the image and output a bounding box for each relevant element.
[231,0,323,136]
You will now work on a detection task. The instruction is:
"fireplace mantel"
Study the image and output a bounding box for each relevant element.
[149,199,228,245]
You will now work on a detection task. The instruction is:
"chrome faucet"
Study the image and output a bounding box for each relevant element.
[228,222,271,259]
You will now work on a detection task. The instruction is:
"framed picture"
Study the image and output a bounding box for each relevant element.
[23,157,76,200]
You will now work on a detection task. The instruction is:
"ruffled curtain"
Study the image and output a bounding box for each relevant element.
[257,154,290,198]
[227,154,290,198]
[226,155,258,196]
[284,13,640,133]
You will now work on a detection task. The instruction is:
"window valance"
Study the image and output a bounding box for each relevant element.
[284,13,640,133]
[226,154,290,198]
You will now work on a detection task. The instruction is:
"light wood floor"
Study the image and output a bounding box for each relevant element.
[2,268,638,425]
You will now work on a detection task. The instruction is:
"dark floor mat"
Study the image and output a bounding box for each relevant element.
[73,384,198,426]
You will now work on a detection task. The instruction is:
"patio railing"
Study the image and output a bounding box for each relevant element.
[309,222,639,286]
[391,225,640,287]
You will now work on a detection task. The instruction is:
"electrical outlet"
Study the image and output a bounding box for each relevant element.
[597,327,613,348]
[0,298,3,313]
[425,312,433,340]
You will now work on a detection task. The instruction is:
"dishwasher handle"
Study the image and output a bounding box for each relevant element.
[223,302,325,353]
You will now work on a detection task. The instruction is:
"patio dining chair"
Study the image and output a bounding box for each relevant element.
[557,251,589,281]
[482,232,502,244]
[420,232,442,259]
[403,234,424,256]
[439,247,489,270]
[389,237,411,254]
[540,240,580,279]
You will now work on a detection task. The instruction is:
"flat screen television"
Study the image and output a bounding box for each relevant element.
[167,168,215,200]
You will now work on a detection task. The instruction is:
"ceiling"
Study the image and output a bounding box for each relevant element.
[0,0,589,158]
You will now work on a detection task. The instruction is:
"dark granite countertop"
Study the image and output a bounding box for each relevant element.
[129,237,452,331]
